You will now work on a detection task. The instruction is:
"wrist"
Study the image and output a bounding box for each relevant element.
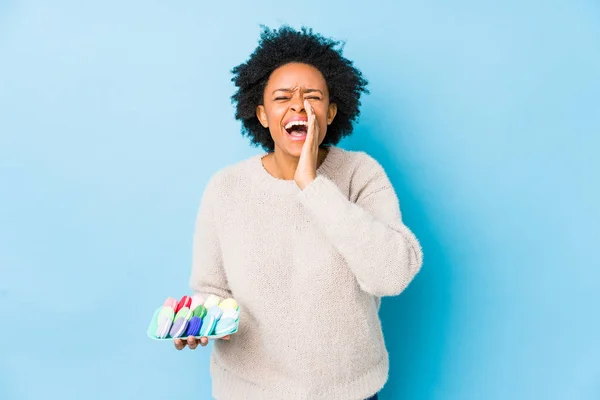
[296,174,316,190]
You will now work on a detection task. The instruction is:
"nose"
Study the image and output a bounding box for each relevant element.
[290,93,305,113]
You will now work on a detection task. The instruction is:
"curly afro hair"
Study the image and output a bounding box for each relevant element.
[230,25,369,152]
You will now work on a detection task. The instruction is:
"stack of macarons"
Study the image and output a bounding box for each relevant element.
[147,294,240,340]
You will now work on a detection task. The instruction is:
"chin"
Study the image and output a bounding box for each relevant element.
[273,136,304,157]
[283,145,303,158]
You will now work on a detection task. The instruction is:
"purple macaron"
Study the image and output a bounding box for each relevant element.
[169,318,189,338]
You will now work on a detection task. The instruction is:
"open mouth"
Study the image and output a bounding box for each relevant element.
[284,120,308,139]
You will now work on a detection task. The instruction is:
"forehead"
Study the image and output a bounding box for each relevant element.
[266,62,328,90]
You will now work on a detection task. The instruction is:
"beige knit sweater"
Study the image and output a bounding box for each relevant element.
[189,146,423,400]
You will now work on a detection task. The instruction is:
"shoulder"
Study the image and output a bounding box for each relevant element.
[328,147,393,202]
[330,147,387,180]
[202,154,261,195]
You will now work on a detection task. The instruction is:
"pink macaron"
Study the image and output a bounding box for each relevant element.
[163,297,178,310]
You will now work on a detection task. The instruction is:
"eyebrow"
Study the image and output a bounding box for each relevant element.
[272,88,324,95]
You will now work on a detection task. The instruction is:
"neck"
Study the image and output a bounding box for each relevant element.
[265,147,329,180]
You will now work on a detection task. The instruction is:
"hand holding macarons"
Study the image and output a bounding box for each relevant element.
[173,334,230,350]
[147,293,240,350]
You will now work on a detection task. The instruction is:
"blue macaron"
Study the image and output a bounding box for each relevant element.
[186,316,203,337]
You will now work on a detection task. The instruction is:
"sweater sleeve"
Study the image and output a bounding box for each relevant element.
[188,175,232,300]
[297,157,423,297]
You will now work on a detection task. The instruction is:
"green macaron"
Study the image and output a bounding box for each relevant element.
[192,305,207,319]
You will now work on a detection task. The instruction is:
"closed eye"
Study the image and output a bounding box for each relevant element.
[274,97,290,101]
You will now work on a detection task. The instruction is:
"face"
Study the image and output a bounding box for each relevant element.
[256,62,337,157]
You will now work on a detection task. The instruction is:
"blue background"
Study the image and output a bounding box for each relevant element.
[1,1,598,399]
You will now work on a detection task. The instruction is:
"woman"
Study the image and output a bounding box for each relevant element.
[174,25,423,400]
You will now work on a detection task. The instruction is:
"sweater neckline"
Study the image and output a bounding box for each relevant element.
[250,146,340,194]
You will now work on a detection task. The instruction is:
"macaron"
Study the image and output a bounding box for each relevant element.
[163,297,178,310]
[156,306,175,339]
[190,294,205,311]
[199,315,217,337]
[214,317,237,336]
[169,318,189,338]
[157,306,175,325]
[203,294,221,309]
[185,316,203,337]
[192,305,207,319]
[207,305,223,320]
[175,306,192,320]
[222,308,239,321]
[219,298,238,310]
[175,295,192,313]
[168,307,192,338]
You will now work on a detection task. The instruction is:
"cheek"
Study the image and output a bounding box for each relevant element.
[267,105,286,122]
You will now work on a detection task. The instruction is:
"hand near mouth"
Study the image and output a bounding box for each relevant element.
[294,99,320,189]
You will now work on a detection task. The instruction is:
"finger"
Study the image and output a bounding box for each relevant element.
[303,99,318,139]
[304,99,313,118]
[222,335,230,340]
[304,100,317,126]
[187,336,198,350]
[200,337,209,346]
[174,338,186,350]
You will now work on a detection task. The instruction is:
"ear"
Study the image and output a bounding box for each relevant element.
[327,103,338,125]
[256,105,268,128]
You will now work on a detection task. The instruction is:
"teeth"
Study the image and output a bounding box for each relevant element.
[284,120,308,130]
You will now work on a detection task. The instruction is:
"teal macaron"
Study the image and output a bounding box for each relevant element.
[199,315,217,337]
[214,317,237,336]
